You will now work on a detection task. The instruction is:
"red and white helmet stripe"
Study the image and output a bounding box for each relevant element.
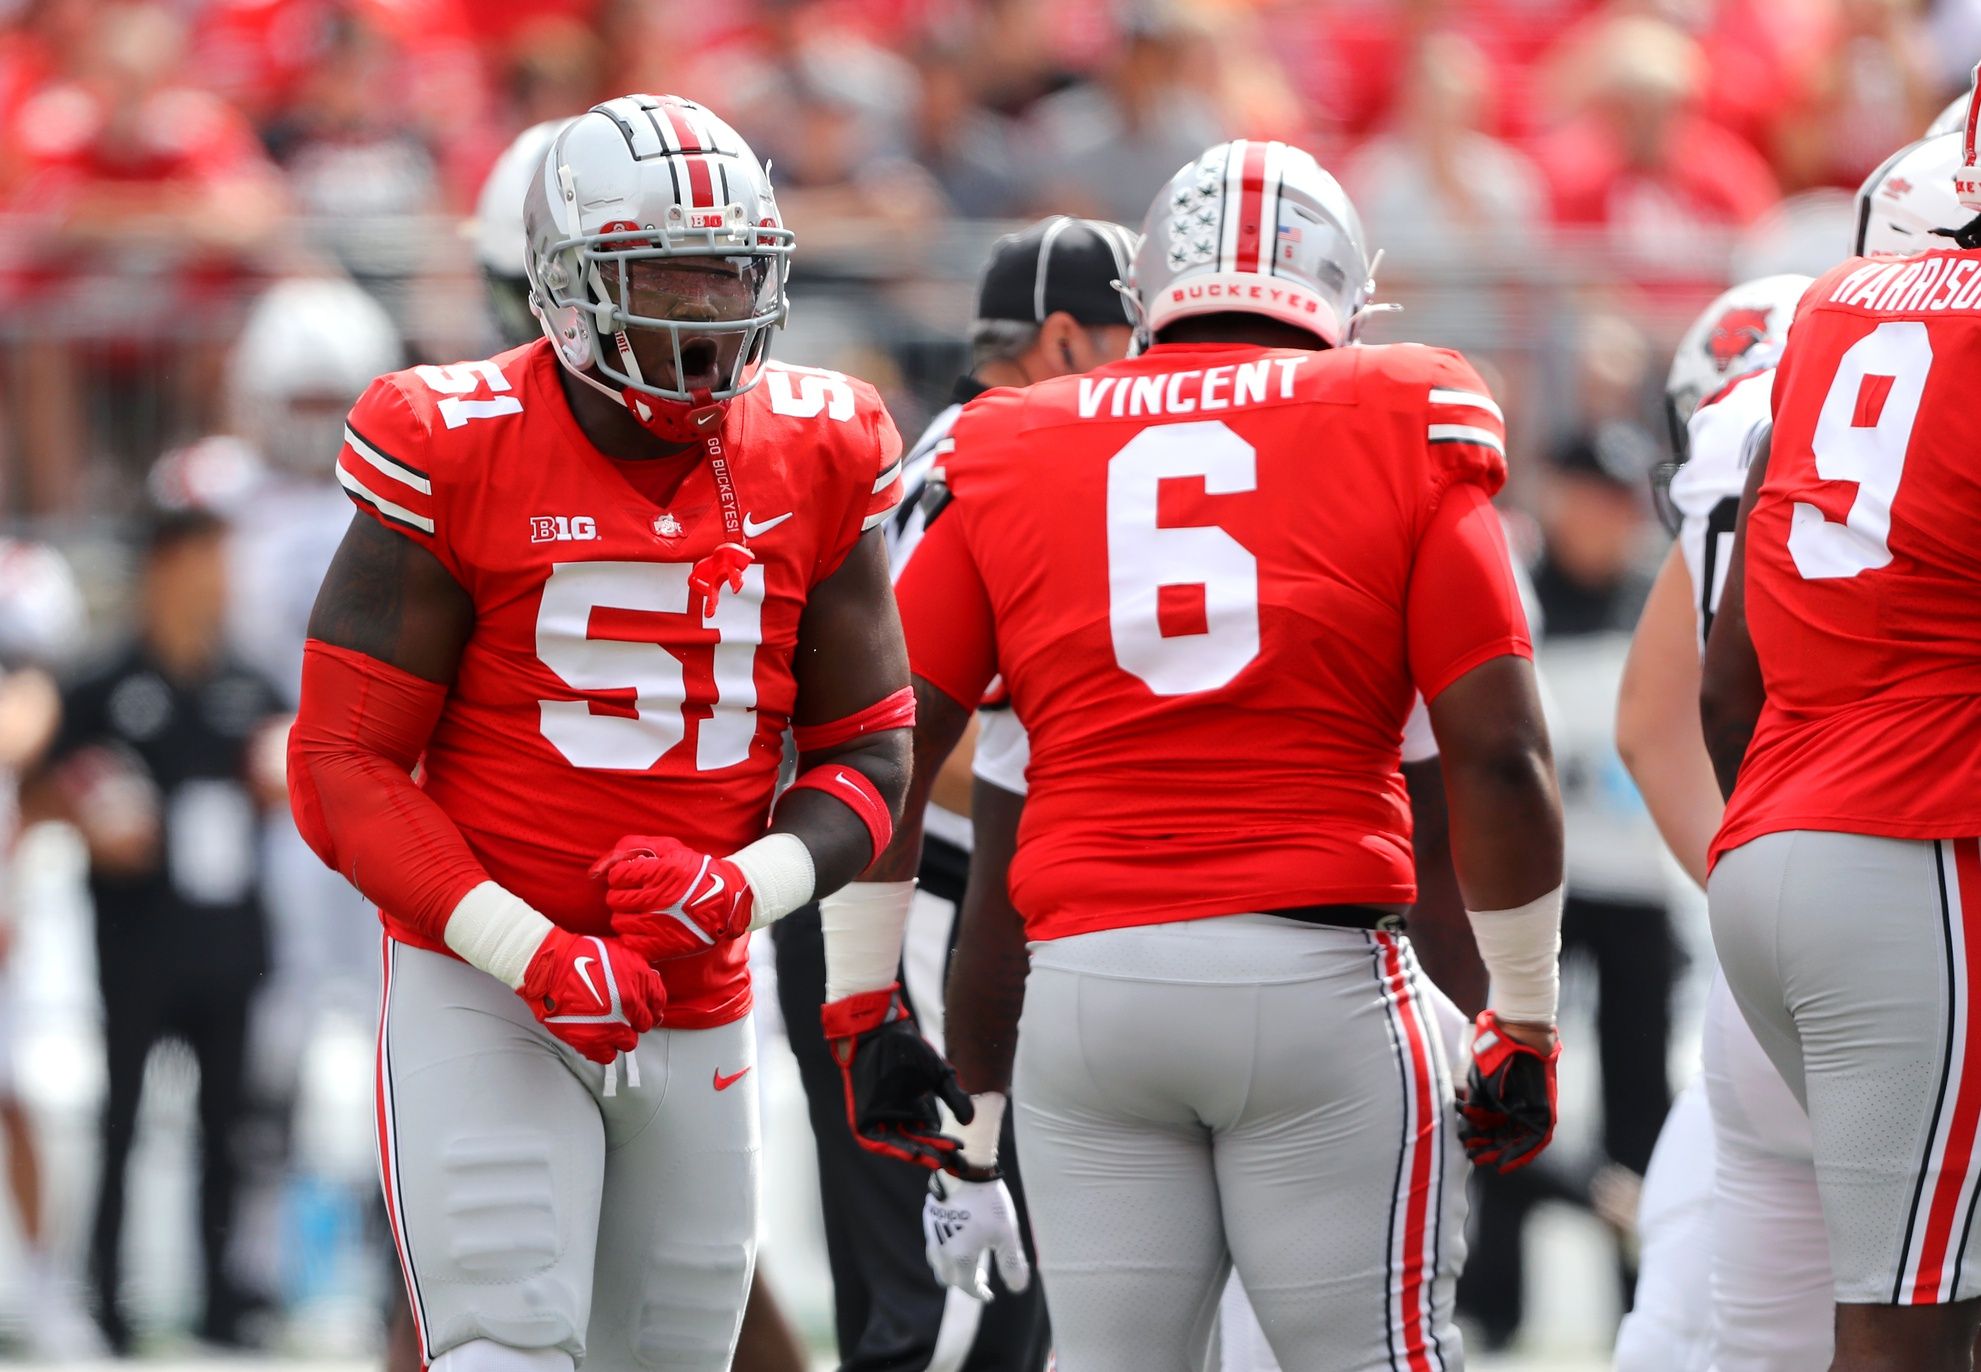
[1956,61,1981,212]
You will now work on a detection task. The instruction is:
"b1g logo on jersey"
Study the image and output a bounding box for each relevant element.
[531,515,599,543]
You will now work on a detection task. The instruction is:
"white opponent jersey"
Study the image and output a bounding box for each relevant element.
[1671,368,1774,651]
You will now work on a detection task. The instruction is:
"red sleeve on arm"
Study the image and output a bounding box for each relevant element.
[895,507,998,711]
[1406,483,1533,701]
[287,639,489,942]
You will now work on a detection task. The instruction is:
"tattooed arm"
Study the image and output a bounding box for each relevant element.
[307,513,474,681]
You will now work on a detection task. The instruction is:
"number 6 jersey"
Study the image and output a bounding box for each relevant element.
[896,340,1531,940]
[1715,250,1981,861]
[335,339,903,1026]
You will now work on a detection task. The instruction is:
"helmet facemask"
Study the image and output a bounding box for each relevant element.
[532,215,794,442]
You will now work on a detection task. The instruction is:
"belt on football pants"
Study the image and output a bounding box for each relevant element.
[1262,904,1407,933]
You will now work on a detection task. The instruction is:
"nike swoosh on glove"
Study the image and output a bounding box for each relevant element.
[1460,1009,1561,1174]
[519,929,666,1064]
[924,1171,1031,1302]
[589,835,754,962]
[821,982,973,1171]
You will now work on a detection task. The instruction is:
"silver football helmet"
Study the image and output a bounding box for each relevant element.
[476,118,571,348]
[1857,132,1969,256]
[1128,140,1375,348]
[523,94,794,442]
[228,276,402,473]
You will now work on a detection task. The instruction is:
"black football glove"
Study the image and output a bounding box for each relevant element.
[1459,1010,1560,1174]
[821,982,974,1170]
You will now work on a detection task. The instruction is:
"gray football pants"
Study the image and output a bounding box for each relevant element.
[1710,831,1981,1306]
[1013,915,1470,1372]
[377,938,759,1370]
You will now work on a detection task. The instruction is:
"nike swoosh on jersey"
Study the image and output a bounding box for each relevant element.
[741,511,794,537]
[574,956,603,1007]
[713,1066,752,1091]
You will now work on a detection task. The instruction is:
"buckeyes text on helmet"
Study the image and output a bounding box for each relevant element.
[1128,140,1376,349]
[522,95,795,444]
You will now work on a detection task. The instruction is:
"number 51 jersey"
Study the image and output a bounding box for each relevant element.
[335,339,903,1026]
[1716,250,1981,861]
[897,340,1532,940]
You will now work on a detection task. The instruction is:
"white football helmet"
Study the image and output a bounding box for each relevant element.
[475,119,572,348]
[1928,92,1968,138]
[227,276,402,473]
[1128,140,1376,348]
[523,94,794,442]
[1855,132,1968,255]
[1655,272,1809,527]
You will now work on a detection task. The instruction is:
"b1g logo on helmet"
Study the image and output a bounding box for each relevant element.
[1706,306,1772,369]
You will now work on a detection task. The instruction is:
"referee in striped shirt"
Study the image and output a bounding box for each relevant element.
[774,216,1137,1372]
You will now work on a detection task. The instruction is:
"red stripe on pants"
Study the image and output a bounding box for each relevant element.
[1380,934,1438,1371]
[375,938,428,1359]
[1911,838,1981,1301]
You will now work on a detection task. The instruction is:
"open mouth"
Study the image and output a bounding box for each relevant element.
[677,336,722,391]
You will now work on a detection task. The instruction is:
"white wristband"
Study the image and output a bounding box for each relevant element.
[957,1091,1006,1171]
[1466,884,1564,1025]
[821,879,918,1002]
[733,832,817,931]
[444,881,555,990]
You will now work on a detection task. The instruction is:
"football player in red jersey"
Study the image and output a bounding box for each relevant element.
[284,95,941,1372]
[1703,72,1981,1372]
[822,140,1566,1371]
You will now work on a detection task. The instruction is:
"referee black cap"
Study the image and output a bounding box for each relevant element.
[976,216,1140,327]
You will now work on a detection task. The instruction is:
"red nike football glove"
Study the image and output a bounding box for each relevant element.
[1460,1010,1561,1174]
[822,982,974,1172]
[518,929,666,1064]
[589,835,755,962]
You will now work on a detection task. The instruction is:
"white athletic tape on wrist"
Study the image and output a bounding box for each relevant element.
[733,832,817,931]
[1466,884,1564,1025]
[444,882,555,990]
[821,879,918,1001]
[957,1091,1006,1171]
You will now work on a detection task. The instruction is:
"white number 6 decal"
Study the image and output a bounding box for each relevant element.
[1106,420,1260,696]
[1789,320,1931,581]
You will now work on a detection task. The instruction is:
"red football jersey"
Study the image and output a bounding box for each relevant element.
[897,341,1530,940]
[1715,250,1981,860]
[336,340,903,1026]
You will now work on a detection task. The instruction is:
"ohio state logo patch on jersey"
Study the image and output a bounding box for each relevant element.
[653,512,684,539]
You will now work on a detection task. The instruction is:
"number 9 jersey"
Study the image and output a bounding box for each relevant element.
[896,340,1531,940]
[334,338,903,1026]
[1714,250,1981,862]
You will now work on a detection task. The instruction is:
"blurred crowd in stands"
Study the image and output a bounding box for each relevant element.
[0,0,1975,1358]
[0,0,1975,515]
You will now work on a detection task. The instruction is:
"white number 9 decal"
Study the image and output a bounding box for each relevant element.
[1789,320,1932,581]
[1106,421,1260,695]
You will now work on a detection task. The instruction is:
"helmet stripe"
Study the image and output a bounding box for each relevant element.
[685,153,715,208]
[1218,143,1246,271]
[1256,141,1285,276]
[662,100,706,153]
[1233,141,1270,276]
